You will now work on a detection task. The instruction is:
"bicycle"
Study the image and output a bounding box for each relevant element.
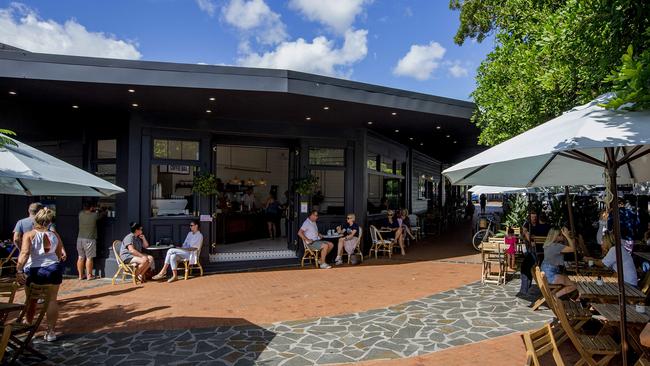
[472,214,496,251]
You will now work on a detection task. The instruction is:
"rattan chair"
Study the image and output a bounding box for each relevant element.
[178,241,204,280]
[300,238,321,268]
[111,240,139,285]
[369,225,394,259]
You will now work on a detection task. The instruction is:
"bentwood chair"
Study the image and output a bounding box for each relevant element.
[523,323,565,366]
[5,283,53,363]
[179,241,204,280]
[300,238,321,268]
[369,225,394,259]
[342,227,364,264]
[408,214,421,240]
[111,240,139,285]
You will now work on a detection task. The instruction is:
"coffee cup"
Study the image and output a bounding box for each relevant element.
[588,260,594,267]
[596,276,604,286]
[636,304,645,313]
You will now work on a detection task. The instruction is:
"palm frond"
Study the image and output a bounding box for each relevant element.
[0,129,18,148]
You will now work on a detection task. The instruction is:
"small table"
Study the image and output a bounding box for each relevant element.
[321,234,342,240]
[591,303,650,323]
[569,275,646,303]
[145,245,175,271]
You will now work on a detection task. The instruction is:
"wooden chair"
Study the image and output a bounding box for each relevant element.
[342,227,364,264]
[300,238,321,268]
[0,324,12,364]
[639,270,650,296]
[523,323,565,366]
[178,241,204,280]
[5,283,53,363]
[111,240,139,285]
[635,358,650,366]
[481,241,506,285]
[0,244,18,276]
[369,225,394,259]
[532,266,592,345]
[0,282,19,304]
[538,270,619,365]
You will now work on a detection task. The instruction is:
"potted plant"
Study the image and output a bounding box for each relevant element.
[293,175,319,196]
[192,172,219,197]
[504,194,528,230]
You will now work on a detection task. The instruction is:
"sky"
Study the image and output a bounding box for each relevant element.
[0,0,495,101]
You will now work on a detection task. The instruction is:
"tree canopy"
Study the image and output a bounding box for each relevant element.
[450,0,650,145]
[0,129,16,148]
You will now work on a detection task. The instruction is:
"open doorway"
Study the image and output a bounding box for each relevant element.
[212,145,295,262]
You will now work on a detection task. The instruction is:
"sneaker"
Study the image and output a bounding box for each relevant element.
[319,263,332,269]
[44,331,57,342]
[334,257,343,266]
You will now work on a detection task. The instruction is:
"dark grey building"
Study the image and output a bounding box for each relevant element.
[0,45,482,276]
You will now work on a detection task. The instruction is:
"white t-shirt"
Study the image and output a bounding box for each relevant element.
[602,247,637,286]
[300,218,320,241]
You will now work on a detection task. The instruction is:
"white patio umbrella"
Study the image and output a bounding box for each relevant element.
[0,134,125,197]
[468,185,531,195]
[443,93,650,365]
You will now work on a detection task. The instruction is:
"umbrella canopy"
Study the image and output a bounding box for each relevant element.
[0,135,125,197]
[443,93,650,366]
[468,185,537,195]
[444,93,650,187]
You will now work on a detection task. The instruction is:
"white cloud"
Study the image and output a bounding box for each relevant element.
[393,41,446,81]
[288,0,372,34]
[238,29,368,77]
[0,3,141,59]
[222,0,287,45]
[449,63,469,78]
[196,0,217,17]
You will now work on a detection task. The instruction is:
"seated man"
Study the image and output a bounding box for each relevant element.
[153,219,203,283]
[585,232,638,287]
[334,213,359,265]
[120,222,154,282]
[298,210,333,269]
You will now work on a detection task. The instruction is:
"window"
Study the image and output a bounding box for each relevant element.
[151,164,198,216]
[417,175,426,200]
[97,139,116,159]
[309,148,344,166]
[153,139,199,161]
[367,152,378,170]
[395,161,405,177]
[96,164,116,184]
[310,169,344,215]
[381,158,394,175]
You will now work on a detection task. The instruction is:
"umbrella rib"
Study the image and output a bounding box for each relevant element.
[459,164,488,182]
[528,153,558,186]
[560,150,606,167]
[620,147,650,166]
[619,145,642,163]
[90,187,107,197]
[620,147,636,181]
[15,178,32,196]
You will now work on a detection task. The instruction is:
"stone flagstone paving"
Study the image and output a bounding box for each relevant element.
[16,281,553,365]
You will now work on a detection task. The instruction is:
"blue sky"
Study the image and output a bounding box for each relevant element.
[0,0,494,101]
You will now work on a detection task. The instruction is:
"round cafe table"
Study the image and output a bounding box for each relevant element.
[145,245,175,271]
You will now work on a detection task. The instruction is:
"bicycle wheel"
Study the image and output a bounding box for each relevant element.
[472,229,493,251]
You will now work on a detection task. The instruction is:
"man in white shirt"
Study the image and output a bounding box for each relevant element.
[586,233,638,286]
[242,188,256,211]
[152,219,204,282]
[298,210,334,269]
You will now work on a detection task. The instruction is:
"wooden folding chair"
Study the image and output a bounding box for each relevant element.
[0,282,19,324]
[531,270,563,311]
[179,241,204,280]
[0,324,12,364]
[342,227,364,264]
[538,270,619,365]
[532,266,591,345]
[300,238,321,268]
[523,323,565,366]
[111,240,139,285]
[369,225,394,259]
[636,358,650,366]
[481,240,506,285]
[0,244,18,276]
[5,283,53,363]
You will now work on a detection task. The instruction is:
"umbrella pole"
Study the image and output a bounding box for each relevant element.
[565,186,578,274]
[607,152,628,366]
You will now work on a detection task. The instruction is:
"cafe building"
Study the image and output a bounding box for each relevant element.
[0,44,482,276]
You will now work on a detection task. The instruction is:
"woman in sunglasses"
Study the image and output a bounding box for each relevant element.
[334,214,360,265]
[381,210,406,255]
[152,219,203,282]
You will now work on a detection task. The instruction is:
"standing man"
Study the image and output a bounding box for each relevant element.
[13,203,65,260]
[242,188,256,211]
[479,194,487,214]
[76,201,103,280]
[298,210,334,269]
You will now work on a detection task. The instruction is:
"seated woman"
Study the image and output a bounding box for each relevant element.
[540,227,577,298]
[399,209,416,240]
[334,213,360,265]
[153,219,203,283]
[381,210,405,255]
[120,222,154,283]
[585,232,637,287]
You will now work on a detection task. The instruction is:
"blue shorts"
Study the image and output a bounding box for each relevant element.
[26,262,63,286]
[310,240,331,250]
[540,262,559,284]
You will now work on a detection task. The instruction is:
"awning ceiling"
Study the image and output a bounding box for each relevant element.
[0,49,483,163]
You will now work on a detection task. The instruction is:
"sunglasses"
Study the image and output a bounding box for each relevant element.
[346,217,354,220]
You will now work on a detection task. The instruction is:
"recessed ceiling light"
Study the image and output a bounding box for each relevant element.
[391,112,397,116]
[206,109,212,113]
[367,121,373,125]
[453,140,457,144]
[209,97,216,101]
[8,91,16,95]
[446,135,450,138]
[394,129,399,133]
[72,105,79,109]
[420,142,424,146]
[436,126,441,130]
[323,106,329,110]
[128,89,135,93]
[305,117,311,121]
[409,137,414,141]
[132,103,139,107]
